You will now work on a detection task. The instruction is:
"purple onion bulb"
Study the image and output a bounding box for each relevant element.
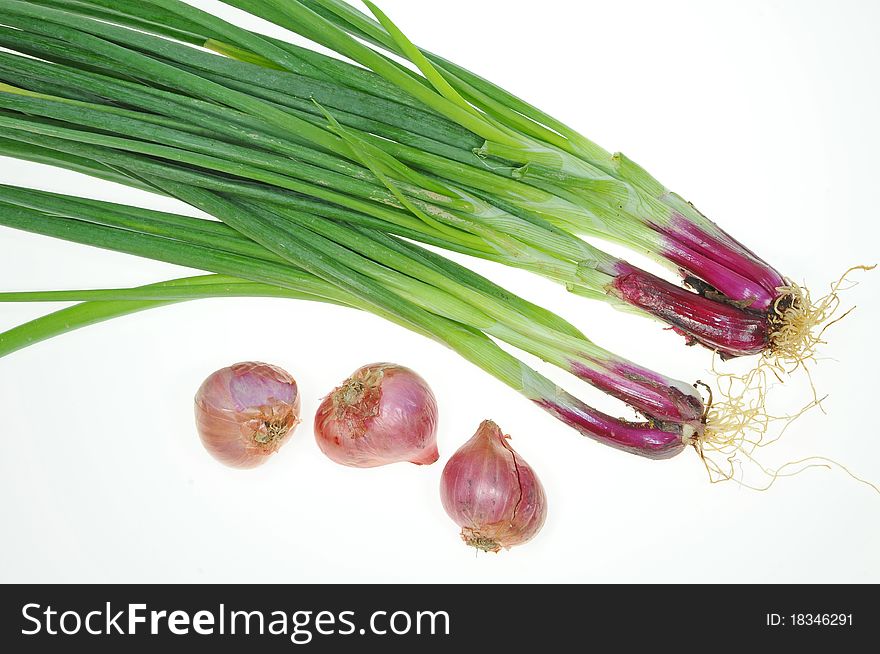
[314,363,439,468]
[441,420,547,552]
[194,362,301,469]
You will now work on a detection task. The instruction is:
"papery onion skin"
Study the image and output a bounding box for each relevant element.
[194,361,301,469]
[314,363,439,468]
[440,420,547,552]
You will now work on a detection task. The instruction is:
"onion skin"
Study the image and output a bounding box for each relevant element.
[440,421,547,552]
[314,363,439,468]
[194,362,301,469]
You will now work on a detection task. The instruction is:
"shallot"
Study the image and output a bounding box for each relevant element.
[194,361,301,469]
[441,420,547,552]
[314,363,438,468]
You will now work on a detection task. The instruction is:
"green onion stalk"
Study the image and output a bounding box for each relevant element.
[19,0,830,365]
[250,0,832,360]
[0,0,772,358]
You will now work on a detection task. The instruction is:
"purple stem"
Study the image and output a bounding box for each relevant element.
[570,359,704,425]
[661,238,775,311]
[659,215,786,307]
[535,395,689,460]
[610,263,770,358]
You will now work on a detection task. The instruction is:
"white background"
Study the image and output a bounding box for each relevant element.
[1,0,878,583]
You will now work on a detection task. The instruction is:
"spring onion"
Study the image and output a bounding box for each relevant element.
[38,0,837,366]
[0,52,770,357]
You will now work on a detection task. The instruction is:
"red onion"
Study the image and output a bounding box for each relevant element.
[441,420,547,552]
[194,362,301,469]
[314,363,438,468]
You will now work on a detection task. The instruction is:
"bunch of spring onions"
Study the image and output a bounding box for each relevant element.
[0,0,854,471]
[0,0,823,359]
